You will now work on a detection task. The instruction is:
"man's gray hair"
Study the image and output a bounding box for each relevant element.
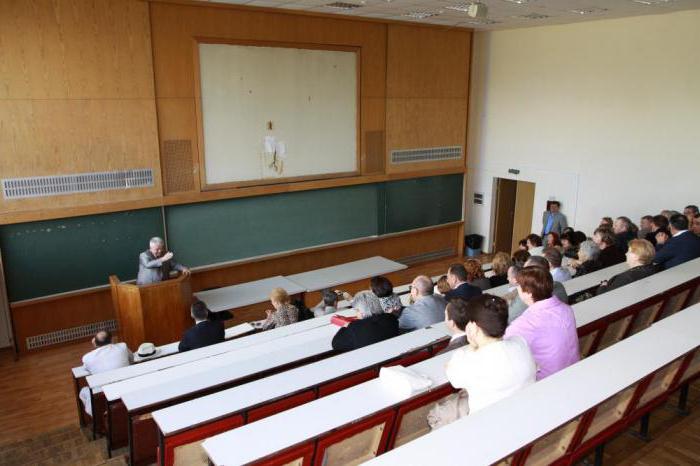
[413,275,433,296]
[149,236,165,246]
[352,290,383,318]
[578,240,600,261]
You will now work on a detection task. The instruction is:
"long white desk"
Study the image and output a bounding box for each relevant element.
[365,304,700,466]
[287,256,407,292]
[194,276,306,313]
[202,350,454,466]
[574,257,700,328]
[87,309,355,392]
[71,323,255,378]
[153,323,450,436]
[106,324,339,404]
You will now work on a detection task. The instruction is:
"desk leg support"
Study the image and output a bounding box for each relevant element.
[631,413,651,442]
[676,383,690,416]
[594,443,605,466]
[106,405,113,458]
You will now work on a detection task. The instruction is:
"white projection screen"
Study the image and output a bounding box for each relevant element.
[197,43,359,187]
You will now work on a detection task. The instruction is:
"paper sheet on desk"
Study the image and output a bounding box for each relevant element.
[379,365,433,398]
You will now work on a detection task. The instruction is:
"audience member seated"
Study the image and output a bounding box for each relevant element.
[638,215,654,239]
[313,288,339,317]
[79,331,132,416]
[571,239,602,277]
[545,232,563,252]
[560,231,580,259]
[488,252,511,288]
[574,230,588,245]
[517,239,528,251]
[331,291,399,352]
[136,236,189,285]
[506,256,568,322]
[692,214,700,237]
[444,264,482,301]
[398,276,447,332]
[654,214,700,270]
[613,216,637,254]
[435,275,451,295]
[371,276,402,314]
[261,288,299,330]
[684,205,699,225]
[178,301,225,352]
[438,298,470,354]
[505,267,579,380]
[512,249,531,268]
[599,217,613,229]
[526,233,544,256]
[593,228,626,267]
[543,247,571,283]
[597,239,658,295]
[646,214,670,247]
[427,295,536,429]
[464,259,491,291]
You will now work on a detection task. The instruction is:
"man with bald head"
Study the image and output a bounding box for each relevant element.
[137,236,189,285]
[398,275,447,332]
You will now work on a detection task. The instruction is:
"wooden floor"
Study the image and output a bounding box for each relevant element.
[0,254,698,465]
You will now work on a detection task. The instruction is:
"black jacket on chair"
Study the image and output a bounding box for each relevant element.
[654,231,700,270]
[178,320,225,352]
[599,246,626,268]
[331,313,399,352]
[444,282,482,302]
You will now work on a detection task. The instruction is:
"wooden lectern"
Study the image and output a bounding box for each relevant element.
[109,274,192,351]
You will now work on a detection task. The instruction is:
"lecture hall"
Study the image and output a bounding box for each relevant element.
[1,0,700,465]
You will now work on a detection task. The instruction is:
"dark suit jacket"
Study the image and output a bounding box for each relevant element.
[599,246,626,268]
[444,282,482,302]
[596,264,659,295]
[488,274,508,288]
[178,320,225,352]
[575,259,602,277]
[615,231,636,254]
[331,313,399,352]
[654,231,700,270]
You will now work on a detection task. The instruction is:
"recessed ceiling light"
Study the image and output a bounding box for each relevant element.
[570,7,608,15]
[633,0,673,4]
[324,2,363,9]
[502,0,533,4]
[515,12,549,20]
[403,11,440,19]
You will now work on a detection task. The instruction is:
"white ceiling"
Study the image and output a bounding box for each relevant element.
[201,0,700,29]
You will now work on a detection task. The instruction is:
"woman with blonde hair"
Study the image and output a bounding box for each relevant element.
[488,252,512,288]
[262,288,299,330]
[597,239,659,294]
[464,259,491,291]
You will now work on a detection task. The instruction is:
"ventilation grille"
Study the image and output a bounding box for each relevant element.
[398,247,455,266]
[391,146,462,164]
[2,169,154,200]
[26,319,117,350]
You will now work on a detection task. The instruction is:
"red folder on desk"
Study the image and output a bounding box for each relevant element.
[331,314,357,327]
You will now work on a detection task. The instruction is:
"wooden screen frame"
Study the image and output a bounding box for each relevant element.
[193,37,362,191]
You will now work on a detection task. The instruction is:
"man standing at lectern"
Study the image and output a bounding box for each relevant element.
[137,236,190,285]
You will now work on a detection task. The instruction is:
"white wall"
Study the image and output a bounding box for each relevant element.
[467,10,700,252]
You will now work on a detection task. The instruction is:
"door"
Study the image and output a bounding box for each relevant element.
[511,181,536,253]
[492,178,517,254]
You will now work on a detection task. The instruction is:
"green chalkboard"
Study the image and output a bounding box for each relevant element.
[384,174,464,233]
[0,208,163,301]
[165,184,380,268]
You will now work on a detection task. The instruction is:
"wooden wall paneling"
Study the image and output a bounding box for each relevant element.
[385,25,471,174]
[149,1,388,193]
[0,0,163,221]
[10,289,115,353]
